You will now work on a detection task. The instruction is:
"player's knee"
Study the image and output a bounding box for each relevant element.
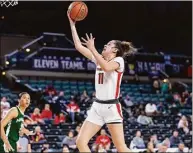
[76,137,88,147]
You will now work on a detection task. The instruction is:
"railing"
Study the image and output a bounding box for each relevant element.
[4,32,75,65]
[24,47,77,60]
[4,35,44,59]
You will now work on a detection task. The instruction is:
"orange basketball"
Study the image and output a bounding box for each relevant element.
[68,2,88,22]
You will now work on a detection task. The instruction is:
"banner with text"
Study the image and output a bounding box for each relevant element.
[32,56,96,72]
[15,50,192,77]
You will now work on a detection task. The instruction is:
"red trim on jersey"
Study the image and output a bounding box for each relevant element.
[101,73,104,84]
[115,71,122,98]
[116,103,123,118]
[98,73,101,84]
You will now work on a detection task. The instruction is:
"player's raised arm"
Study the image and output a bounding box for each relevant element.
[0,107,18,151]
[67,12,93,61]
[82,34,137,72]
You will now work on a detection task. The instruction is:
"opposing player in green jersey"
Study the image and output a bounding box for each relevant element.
[0,92,33,152]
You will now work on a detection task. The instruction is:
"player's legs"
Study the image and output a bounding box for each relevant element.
[76,102,104,152]
[107,123,132,152]
[76,120,101,152]
[104,102,131,152]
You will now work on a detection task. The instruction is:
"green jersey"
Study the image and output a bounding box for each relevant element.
[1,106,24,143]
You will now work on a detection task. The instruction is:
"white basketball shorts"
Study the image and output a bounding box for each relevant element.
[86,101,123,126]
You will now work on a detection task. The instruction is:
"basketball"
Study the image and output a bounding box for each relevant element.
[68,2,88,22]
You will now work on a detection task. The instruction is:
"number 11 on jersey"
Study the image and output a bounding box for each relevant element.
[98,73,104,84]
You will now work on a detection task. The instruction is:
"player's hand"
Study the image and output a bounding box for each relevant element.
[81,33,95,50]
[23,129,35,136]
[20,127,35,136]
[27,130,35,136]
[25,130,35,136]
[67,10,76,26]
[4,141,14,152]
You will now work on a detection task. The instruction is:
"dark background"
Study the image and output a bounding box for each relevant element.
[0,1,192,55]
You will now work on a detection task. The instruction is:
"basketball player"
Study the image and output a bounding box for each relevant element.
[67,12,136,152]
[0,92,33,152]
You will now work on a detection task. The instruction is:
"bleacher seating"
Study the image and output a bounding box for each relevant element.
[0,84,19,107]
[26,115,192,151]
[20,78,160,97]
[18,78,192,115]
[1,79,192,151]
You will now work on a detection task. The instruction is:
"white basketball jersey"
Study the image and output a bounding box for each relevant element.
[92,56,124,100]
[1,109,9,119]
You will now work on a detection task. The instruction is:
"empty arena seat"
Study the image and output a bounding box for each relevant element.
[141,93,149,98]
[29,80,37,84]
[159,98,165,102]
[1,88,10,93]
[87,90,94,96]
[130,84,138,88]
[124,87,132,92]
[144,97,150,102]
[30,84,38,88]
[1,93,10,98]
[65,95,71,100]
[36,79,43,83]
[133,92,141,96]
[62,85,70,90]
[49,143,59,149]
[9,94,17,99]
[31,143,43,150]
[78,85,85,89]
[151,97,159,102]
[144,84,151,88]
[55,85,61,90]
[85,81,92,85]
[85,85,93,90]
[62,81,69,85]
[45,135,61,142]
[39,84,47,89]
[69,81,77,85]
[70,85,78,90]
[180,108,192,115]
[46,80,53,84]
[45,129,64,135]
[77,81,85,85]
[138,84,145,88]
[135,97,143,103]
[54,80,62,85]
